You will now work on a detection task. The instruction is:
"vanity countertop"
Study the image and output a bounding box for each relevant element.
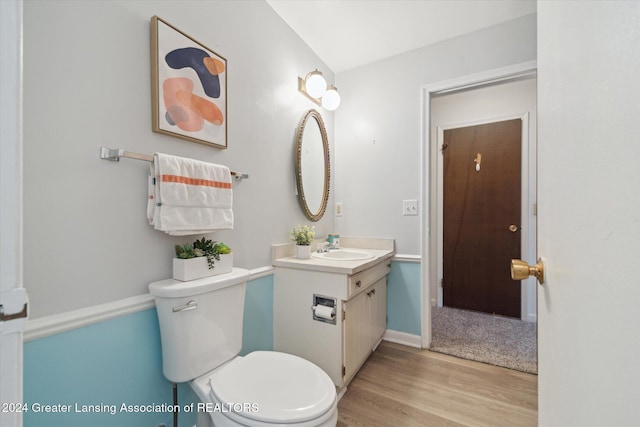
[272,237,395,275]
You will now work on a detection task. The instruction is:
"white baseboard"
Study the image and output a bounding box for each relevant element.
[382,329,422,348]
[24,267,274,342]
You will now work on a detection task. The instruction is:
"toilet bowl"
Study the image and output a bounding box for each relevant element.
[149,268,338,427]
[190,352,338,427]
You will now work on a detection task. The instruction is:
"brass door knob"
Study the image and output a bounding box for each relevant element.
[508,224,519,233]
[511,258,545,285]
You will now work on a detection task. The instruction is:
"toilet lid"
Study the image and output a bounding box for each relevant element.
[208,351,336,424]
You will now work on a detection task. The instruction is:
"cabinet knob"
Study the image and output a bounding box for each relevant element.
[356,280,361,288]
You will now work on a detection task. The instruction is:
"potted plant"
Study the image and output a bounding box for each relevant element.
[290,224,315,259]
[173,237,233,281]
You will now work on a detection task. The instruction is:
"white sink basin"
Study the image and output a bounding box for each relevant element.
[312,249,374,261]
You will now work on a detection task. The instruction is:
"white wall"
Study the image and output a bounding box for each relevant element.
[334,14,536,255]
[23,0,335,318]
[538,2,640,425]
[431,78,538,321]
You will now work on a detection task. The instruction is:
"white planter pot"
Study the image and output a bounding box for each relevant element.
[296,245,311,259]
[173,253,233,281]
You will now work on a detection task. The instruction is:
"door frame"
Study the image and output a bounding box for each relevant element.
[0,1,25,426]
[420,60,537,348]
[436,113,530,317]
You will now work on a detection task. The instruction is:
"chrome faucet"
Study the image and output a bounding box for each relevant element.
[316,242,337,253]
[317,242,330,253]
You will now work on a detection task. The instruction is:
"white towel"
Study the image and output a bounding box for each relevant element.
[147,153,233,235]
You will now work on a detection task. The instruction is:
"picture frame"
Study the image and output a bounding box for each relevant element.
[151,16,228,149]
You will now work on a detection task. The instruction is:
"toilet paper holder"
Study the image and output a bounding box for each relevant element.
[312,294,337,325]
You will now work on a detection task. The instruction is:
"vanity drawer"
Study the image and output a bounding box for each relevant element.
[348,260,391,297]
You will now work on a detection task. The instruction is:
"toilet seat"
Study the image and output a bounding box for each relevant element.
[207,351,336,425]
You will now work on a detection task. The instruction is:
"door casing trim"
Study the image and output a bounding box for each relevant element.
[420,60,537,348]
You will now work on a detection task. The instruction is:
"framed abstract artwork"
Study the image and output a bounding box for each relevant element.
[151,16,227,149]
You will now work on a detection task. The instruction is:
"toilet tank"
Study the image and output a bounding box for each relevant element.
[149,268,250,383]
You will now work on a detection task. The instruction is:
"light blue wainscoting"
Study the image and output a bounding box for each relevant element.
[23,308,199,427]
[241,274,274,355]
[386,260,422,337]
[23,275,274,427]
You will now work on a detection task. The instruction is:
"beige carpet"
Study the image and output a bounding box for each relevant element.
[430,306,537,374]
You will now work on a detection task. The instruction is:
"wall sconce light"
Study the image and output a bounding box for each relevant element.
[298,69,341,111]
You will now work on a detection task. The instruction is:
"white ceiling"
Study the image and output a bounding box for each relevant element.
[266,0,537,73]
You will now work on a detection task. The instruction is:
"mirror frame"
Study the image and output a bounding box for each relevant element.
[295,109,330,221]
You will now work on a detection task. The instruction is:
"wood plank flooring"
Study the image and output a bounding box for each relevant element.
[337,341,537,427]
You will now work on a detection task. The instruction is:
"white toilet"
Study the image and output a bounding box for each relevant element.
[149,268,338,427]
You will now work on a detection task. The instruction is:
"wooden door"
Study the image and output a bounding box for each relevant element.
[442,119,521,318]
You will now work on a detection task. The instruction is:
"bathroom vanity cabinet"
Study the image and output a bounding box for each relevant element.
[272,238,394,388]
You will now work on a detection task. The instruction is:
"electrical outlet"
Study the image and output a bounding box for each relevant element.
[335,202,343,217]
[403,199,418,216]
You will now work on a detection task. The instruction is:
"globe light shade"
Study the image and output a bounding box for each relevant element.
[322,86,341,111]
[305,70,327,99]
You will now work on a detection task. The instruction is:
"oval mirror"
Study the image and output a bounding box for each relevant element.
[295,109,330,221]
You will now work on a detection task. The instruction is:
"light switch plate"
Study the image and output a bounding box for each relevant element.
[335,202,343,217]
[403,199,418,216]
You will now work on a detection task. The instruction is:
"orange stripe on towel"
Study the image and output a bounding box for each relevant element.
[161,174,232,189]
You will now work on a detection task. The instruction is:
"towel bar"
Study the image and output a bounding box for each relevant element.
[100,147,249,180]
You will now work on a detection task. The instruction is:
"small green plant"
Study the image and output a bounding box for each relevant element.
[174,238,232,269]
[175,243,196,259]
[290,224,315,246]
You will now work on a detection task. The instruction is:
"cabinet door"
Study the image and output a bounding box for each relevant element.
[343,290,369,383]
[369,278,387,347]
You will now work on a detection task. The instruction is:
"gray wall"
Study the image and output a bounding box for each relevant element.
[23,0,335,318]
[334,14,537,255]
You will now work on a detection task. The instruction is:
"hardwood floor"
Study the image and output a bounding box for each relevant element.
[337,341,537,427]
